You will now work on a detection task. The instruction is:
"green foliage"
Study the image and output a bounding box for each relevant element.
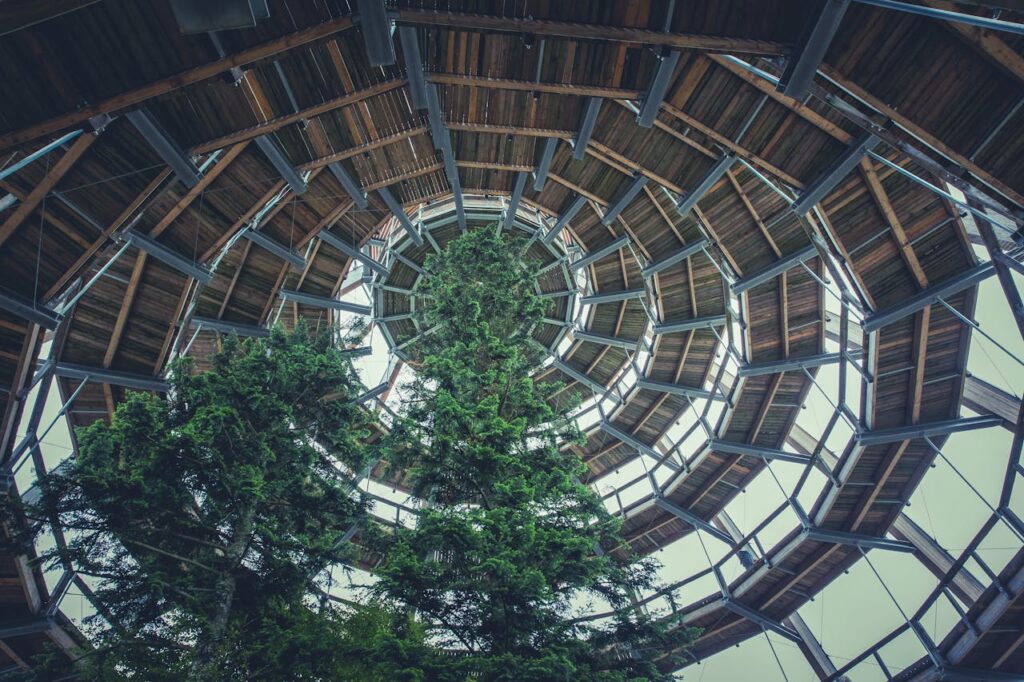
[7,324,405,680]
[375,228,694,680]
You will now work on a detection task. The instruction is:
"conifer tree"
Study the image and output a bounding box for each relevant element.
[374,228,693,680]
[7,326,421,681]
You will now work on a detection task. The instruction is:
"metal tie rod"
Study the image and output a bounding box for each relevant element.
[122,230,213,283]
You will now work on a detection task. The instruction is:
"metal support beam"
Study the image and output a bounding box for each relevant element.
[328,162,368,209]
[602,174,648,225]
[862,262,996,332]
[791,130,879,215]
[376,187,422,245]
[654,496,734,546]
[551,358,606,395]
[581,288,645,305]
[709,439,810,464]
[804,526,916,553]
[738,351,848,377]
[778,0,851,99]
[356,382,388,404]
[575,330,642,351]
[676,153,736,215]
[55,362,168,392]
[638,378,717,401]
[319,230,389,277]
[243,229,305,268]
[722,599,802,642]
[191,315,269,337]
[571,235,630,271]
[356,0,395,67]
[641,238,709,278]
[504,172,528,231]
[573,97,602,159]
[544,194,587,245]
[254,134,306,195]
[123,230,213,283]
[0,617,55,640]
[653,314,726,335]
[732,244,817,294]
[637,49,681,128]
[533,137,558,191]
[0,288,61,330]
[279,289,370,315]
[601,421,662,461]
[397,26,427,109]
[125,108,201,187]
[857,415,1003,446]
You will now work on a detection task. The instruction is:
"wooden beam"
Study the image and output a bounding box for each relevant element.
[192,79,406,154]
[149,141,249,238]
[103,252,147,368]
[394,10,788,55]
[859,158,929,288]
[427,73,642,100]
[0,16,357,151]
[0,132,97,248]
[819,64,1024,209]
[923,1,1024,87]
[199,180,285,262]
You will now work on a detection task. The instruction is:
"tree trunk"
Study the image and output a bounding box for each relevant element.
[188,504,256,681]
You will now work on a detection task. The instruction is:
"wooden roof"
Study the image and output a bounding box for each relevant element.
[0,0,1021,675]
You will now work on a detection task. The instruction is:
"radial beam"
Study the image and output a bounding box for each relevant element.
[722,599,802,642]
[803,526,915,553]
[602,174,649,225]
[600,421,662,461]
[254,134,306,195]
[376,186,422,245]
[543,194,586,245]
[356,0,396,67]
[572,97,602,159]
[654,497,734,546]
[191,316,269,337]
[778,0,851,99]
[732,244,817,294]
[709,439,809,464]
[0,288,61,330]
[676,153,736,215]
[55,362,168,392]
[279,289,370,315]
[533,137,558,191]
[126,108,201,187]
[397,26,427,109]
[637,49,681,127]
[319,230,390,277]
[862,262,996,332]
[581,288,645,305]
[243,229,306,268]
[571,235,631,271]
[638,379,718,401]
[652,314,726,335]
[356,382,389,404]
[641,238,709,278]
[790,130,879,215]
[856,415,1003,446]
[574,330,642,351]
[328,162,368,209]
[503,172,528,231]
[123,230,213,283]
[738,351,850,377]
[551,358,606,395]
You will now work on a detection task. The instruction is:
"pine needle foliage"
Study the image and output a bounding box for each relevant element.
[6,325,419,681]
[374,228,695,680]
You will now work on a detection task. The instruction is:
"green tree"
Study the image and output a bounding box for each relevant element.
[6,325,414,680]
[374,228,694,680]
